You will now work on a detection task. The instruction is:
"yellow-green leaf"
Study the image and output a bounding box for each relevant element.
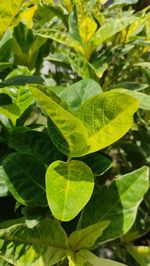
[75,91,139,154]
[79,16,97,43]
[30,86,89,157]
[0,0,23,38]
[69,221,110,251]
[127,246,150,266]
[46,160,94,221]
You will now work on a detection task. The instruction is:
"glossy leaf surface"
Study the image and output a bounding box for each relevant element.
[2,153,47,207]
[0,219,69,266]
[46,160,94,221]
[80,167,149,243]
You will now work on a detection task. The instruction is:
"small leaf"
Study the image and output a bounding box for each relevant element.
[127,246,150,266]
[79,16,97,43]
[69,221,110,251]
[2,153,47,207]
[80,166,149,243]
[75,249,126,266]
[0,75,44,88]
[75,91,139,154]
[46,160,94,221]
[113,82,149,91]
[0,219,69,266]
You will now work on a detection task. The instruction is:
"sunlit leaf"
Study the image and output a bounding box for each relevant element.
[0,0,23,38]
[46,160,94,221]
[69,221,110,251]
[75,91,139,154]
[0,219,69,266]
[80,167,149,243]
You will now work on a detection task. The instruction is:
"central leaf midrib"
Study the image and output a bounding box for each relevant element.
[61,163,71,220]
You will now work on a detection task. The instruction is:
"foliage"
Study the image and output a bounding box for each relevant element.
[0,0,150,265]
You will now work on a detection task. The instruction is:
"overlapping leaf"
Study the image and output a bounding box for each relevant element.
[0,219,69,266]
[80,166,149,243]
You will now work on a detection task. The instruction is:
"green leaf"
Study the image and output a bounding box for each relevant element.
[0,257,11,266]
[30,86,89,157]
[81,153,112,176]
[69,9,82,44]
[79,16,97,43]
[0,103,20,124]
[46,160,94,221]
[75,250,127,266]
[80,166,149,243]
[2,153,47,207]
[0,75,44,88]
[75,91,139,154]
[0,94,12,106]
[114,89,150,110]
[8,128,64,164]
[91,16,137,50]
[0,219,69,266]
[69,221,110,251]
[109,0,138,7]
[0,166,8,197]
[0,0,23,38]
[113,82,149,91]
[37,29,84,54]
[52,79,102,112]
[0,217,25,229]
[127,246,150,266]
[0,30,12,62]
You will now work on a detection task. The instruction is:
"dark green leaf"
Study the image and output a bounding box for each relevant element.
[2,153,47,207]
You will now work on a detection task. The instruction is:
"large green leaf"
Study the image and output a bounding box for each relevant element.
[75,91,138,154]
[0,219,69,266]
[127,246,150,266]
[52,79,102,112]
[0,0,23,38]
[80,166,149,243]
[90,16,137,50]
[46,160,94,221]
[75,250,126,266]
[8,128,64,164]
[30,86,89,157]
[2,153,47,207]
[69,221,110,251]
